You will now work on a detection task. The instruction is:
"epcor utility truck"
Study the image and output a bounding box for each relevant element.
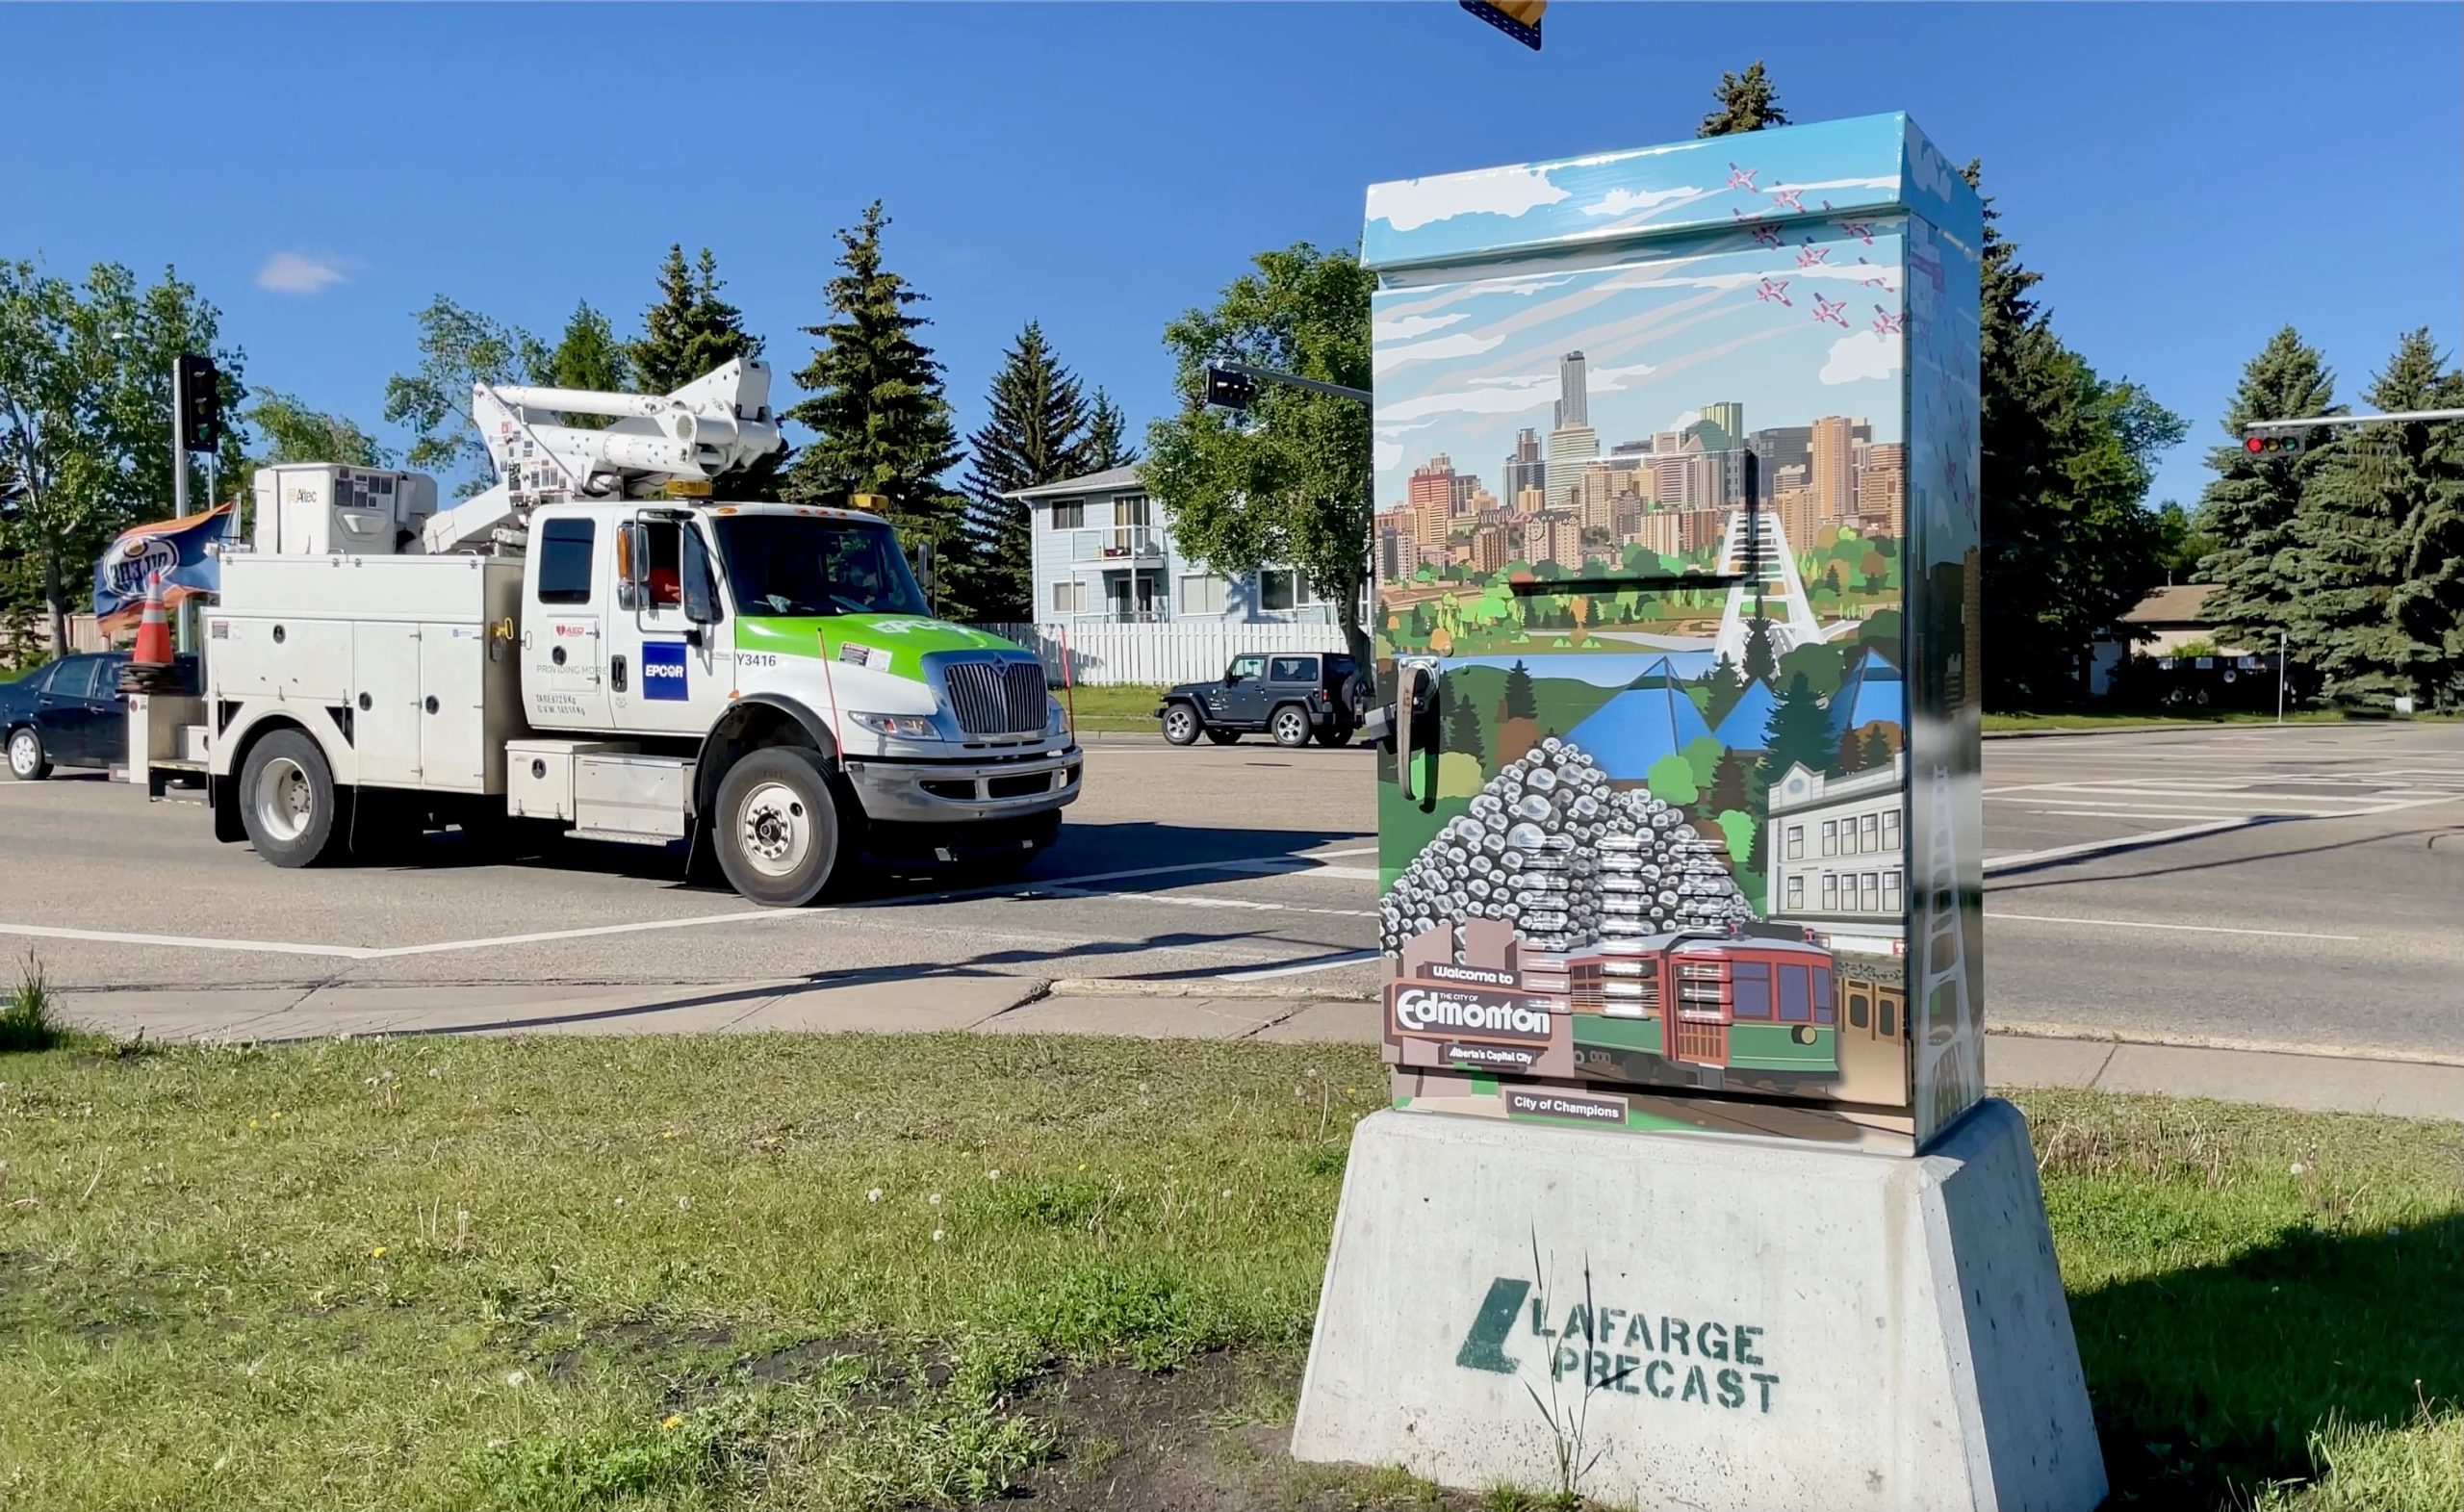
[197,360,1080,906]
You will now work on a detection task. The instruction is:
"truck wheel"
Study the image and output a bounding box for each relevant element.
[1161,701,1202,746]
[1313,723,1351,748]
[714,747,841,907]
[241,730,346,867]
[1270,705,1312,748]
[6,727,51,782]
[1204,728,1242,746]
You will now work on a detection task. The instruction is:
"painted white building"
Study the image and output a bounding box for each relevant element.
[1766,753,1907,949]
[1005,465,1344,628]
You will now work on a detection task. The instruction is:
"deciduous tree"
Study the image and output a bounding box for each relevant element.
[382,296,543,499]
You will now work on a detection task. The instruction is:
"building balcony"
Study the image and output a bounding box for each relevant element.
[1070,609,1171,626]
[1063,525,1166,566]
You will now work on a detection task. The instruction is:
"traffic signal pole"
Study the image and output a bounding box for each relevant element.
[2244,408,2464,433]
[170,357,189,518]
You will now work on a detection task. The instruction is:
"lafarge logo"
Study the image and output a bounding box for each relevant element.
[1388,982,1553,1045]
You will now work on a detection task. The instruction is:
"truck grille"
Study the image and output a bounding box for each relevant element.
[941,660,1046,735]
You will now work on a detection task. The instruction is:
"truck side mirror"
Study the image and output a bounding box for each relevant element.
[910,537,937,597]
[617,522,650,608]
[680,527,719,626]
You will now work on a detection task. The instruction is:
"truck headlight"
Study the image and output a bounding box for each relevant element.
[849,710,941,740]
[1045,696,1068,737]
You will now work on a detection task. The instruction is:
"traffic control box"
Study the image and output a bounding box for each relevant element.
[1365,114,1986,1153]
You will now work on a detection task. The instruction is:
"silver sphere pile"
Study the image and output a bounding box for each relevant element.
[1380,736,1752,962]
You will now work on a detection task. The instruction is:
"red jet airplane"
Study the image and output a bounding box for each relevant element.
[1871,306,1904,335]
[1727,163,1760,192]
[1840,219,1876,245]
[1756,278,1793,306]
[1812,296,1850,328]
[1770,187,1807,214]
[1855,257,1888,289]
[1796,241,1831,269]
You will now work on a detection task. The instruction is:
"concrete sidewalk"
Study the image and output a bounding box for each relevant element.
[54,977,2462,1123]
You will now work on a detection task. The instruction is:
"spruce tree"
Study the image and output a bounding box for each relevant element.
[959,322,1091,622]
[2296,330,2463,706]
[2197,327,2339,653]
[1698,62,1788,138]
[1085,387,1140,470]
[783,202,971,613]
[633,246,784,499]
[2387,338,2464,709]
[1756,672,1835,790]
[537,302,632,428]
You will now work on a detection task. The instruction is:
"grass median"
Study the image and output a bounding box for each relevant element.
[1,1032,2455,1511]
[1058,682,1168,734]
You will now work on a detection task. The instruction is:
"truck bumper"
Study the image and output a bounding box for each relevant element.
[840,747,1083,823]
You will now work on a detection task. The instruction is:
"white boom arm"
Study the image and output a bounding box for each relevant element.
[421,358,785,553]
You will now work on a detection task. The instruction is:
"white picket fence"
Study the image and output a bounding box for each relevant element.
[968,621,1348,687]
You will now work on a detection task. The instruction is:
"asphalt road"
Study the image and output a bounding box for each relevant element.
[3,724,2457,1059]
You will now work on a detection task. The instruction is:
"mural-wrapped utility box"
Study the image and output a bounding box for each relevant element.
[1367,114,1984,1154]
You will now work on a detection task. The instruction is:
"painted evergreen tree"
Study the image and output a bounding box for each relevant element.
[959,321,1091,623]
[1503,659,1538,719]
[2197,327,2339,653]
[1444,693,1485,764]
[2292,330,2464,705]
[1742,613,1776,682]
[633,246,784,498]
[1697,61,1788,137]
[537,302,632,429]
[1755,672,1835,792]
[783,203,971,613]
[1084,387,1140,470]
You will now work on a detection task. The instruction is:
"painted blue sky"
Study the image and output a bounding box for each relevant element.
[3,4,2455,517]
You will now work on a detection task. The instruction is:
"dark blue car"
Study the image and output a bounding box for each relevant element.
[2,653,196,781]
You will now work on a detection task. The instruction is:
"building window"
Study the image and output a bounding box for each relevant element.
[1178,573,1228,615]
[1821,820,1837,857]
[1862,872,1881,912]
[1820,874,1837,910]
[1861,813,1880,853]
[1883,811,1901,853]
[1784,876,1804,910]
[1049,500,1084,530]
[538,519,595,604]
[1883,871,1903,912]
[1051,580,1087,614]
[1260,569,1316,611]
[1785,826,1804,860]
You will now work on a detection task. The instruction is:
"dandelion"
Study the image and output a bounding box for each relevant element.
[505,1370,527,1388]
[1346,1087,1357,1095]
[270,1112,283,1121]
[927,1192,942,1207]
[677,1195,692,1212]
[2388,1225,2403,1238]
[370,1245,387,1259]
[1077,1163,1088,1172]
[613,1195,626,1208]
[659,1413,684,1433]
[865,1188,883,1204]
[2289,1162,2308,1176]
[248,1119,260,1130]
[661,1130,679,1140]
[1220,1189,1233,1200]
[987,1169,1001,1183]
[931,1228,945,1243]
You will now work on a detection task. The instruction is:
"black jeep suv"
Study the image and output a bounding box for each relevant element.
[1157,653,1366,748]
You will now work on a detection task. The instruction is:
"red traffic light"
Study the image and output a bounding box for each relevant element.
[2243,431,2307,457]
[2245,436,2266,453]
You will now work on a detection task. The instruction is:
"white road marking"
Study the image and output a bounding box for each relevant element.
[1987,911,2361,942]
[1982,818,2256,872]
[2028,807,2304,822]
[1219,950,1381,981]
[0,845,1383,961]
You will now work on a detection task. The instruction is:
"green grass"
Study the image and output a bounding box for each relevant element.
[0,1035,2453,1510]
[1,951,84,1054]
[1059,682,1169,732]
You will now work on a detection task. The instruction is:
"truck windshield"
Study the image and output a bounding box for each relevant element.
[712,515,932,618]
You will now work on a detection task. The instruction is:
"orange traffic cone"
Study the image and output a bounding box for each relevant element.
[132,570,173,666]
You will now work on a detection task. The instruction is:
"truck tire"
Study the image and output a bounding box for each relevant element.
[6,727,51,782]
[713,747,842,908]
[1313,723,1352,748]
[1270,704,1312,748]
[241,730,346,868]
[1204,728,1242,746]
[1161,701,1202,746]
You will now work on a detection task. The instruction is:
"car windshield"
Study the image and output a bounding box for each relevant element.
[711,515,932,618]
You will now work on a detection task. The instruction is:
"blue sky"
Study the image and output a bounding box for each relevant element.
[4,3,2455,513]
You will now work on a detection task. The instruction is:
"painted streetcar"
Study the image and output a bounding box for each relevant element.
[1562,925,1843,1080]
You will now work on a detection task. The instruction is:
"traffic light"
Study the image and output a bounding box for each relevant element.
[1460,0,1544,50]
[2243,431,2306,459]
[175,354,220,452]
[1203,365,1258,412]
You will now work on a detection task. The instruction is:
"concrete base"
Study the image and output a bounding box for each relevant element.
[1291,1100,2103,1512]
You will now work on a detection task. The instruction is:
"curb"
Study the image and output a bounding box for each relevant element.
[1984,1018,2464,1068]
[1044,977,1377,1003]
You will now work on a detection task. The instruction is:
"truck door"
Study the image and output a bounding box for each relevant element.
[523,514,610,730]
[605,512,732,737]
